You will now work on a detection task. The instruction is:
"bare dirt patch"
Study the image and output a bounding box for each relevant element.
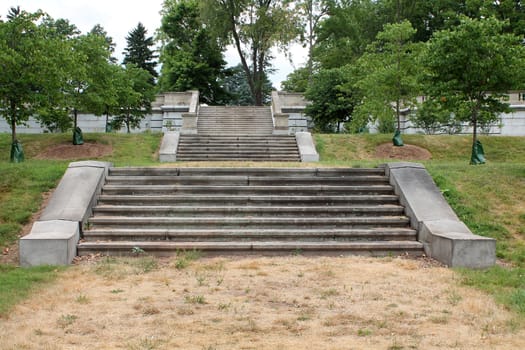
[0,255,522,350]
[35,142,112,160]
[375,143,432,160]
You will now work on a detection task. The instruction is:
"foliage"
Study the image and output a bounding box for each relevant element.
[110,65,156,133]
[222,64,273,105]
[353,20,422,134]
[122,22,158,83]
[158,0,228,104]
[314,0,383,68]
[281,67,310,93]
[304,65,360,132]
[200,0,300,105]
[422,16,525,157]
[0,8,69,153]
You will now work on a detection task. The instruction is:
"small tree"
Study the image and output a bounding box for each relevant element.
[111,65,156,133]
[304,65,360,133]
[353,20,422,145]
[423,16,525,163]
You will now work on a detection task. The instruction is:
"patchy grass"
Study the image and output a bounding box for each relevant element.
[0,256,524,349]
[0,264,64,317]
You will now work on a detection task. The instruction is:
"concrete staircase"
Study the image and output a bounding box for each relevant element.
[78,167,424,257]
[175,106,301,161]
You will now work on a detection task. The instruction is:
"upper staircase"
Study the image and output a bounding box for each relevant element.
[78,167,424,257]
[175,106,301,162]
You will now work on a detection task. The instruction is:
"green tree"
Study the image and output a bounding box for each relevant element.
[353,20,422,143]
[123,22,158,83]
[201,0,300,105]
[304,65,360,133]
[61,28,115,143]
[315,0,383,69]
[423,16,525,163]
[281,67,310,93]
[110,65,156,133]
[222,64,273,105]
[158,0,228,104]
[0,8,70,161]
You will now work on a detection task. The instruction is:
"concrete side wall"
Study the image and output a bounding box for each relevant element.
[20,161,112,266]
[385,162,496,268]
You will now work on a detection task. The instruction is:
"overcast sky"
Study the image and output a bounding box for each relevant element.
[1,0,307,88]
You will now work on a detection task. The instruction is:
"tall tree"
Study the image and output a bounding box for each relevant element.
[353,20,422,143]
[314,0,383,68]
[201,0,300,105]
[423,16,525,163]
[158,0,228,104]
[123,22,158,82]
[296,0,329,79]
[0,8,69,161]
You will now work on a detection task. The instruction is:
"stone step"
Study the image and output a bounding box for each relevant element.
[82,228,417,242]
[92,205,405,217]
[101,184,395,195]
[97,194,401,206]
[88,216,410,229]
[174,157,301,162]
[105,175,388,185]
[108,167,386,177]
[77,240,424,257]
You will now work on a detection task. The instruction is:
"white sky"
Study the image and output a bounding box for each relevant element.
[1,0,307,88]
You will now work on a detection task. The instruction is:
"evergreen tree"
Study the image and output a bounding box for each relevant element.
[122,22,158,82]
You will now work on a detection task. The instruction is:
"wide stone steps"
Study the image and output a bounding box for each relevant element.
[197,106,274,135]
[176,134,300,162]
[78,167,423,257]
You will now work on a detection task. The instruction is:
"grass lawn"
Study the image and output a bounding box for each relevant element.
[0,132,524,322]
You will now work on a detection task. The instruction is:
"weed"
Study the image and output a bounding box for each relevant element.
[128,336,161,350]
[110,289,124,294]
[320,288,339,299]
[218,302,231,311]
[174,249,201,269]
[357,328,372,336]
[57,314,78,329]
[447,289,463,306]
[75,294,90,304]
[142,306,161,316]
[131,246,146,255]
[185,295,206,304]
[131,256,158,274]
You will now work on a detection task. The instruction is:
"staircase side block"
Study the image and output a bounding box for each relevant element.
[20,161,111,266]
[295,132,319,162]
[159,132,180,162]
[384,162,495,268]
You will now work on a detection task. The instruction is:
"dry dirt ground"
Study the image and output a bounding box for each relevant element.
[375,143,432,161]
[35,142,113,160]
[1,255,523,350]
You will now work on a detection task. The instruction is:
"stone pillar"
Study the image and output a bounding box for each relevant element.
[273,113,289,135]
[181,113,198,134]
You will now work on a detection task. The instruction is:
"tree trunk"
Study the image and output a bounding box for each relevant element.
[10,100,17,143]
[126,112,131,134]
[74,108,78,129]
[396,99,401,131]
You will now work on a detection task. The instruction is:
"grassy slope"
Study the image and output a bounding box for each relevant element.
[0,132,523,316]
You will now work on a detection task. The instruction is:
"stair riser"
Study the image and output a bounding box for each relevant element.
[108,168,386,177]
[92,208,404,218]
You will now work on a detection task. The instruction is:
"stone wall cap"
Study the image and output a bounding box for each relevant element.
[68,161,112,169]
